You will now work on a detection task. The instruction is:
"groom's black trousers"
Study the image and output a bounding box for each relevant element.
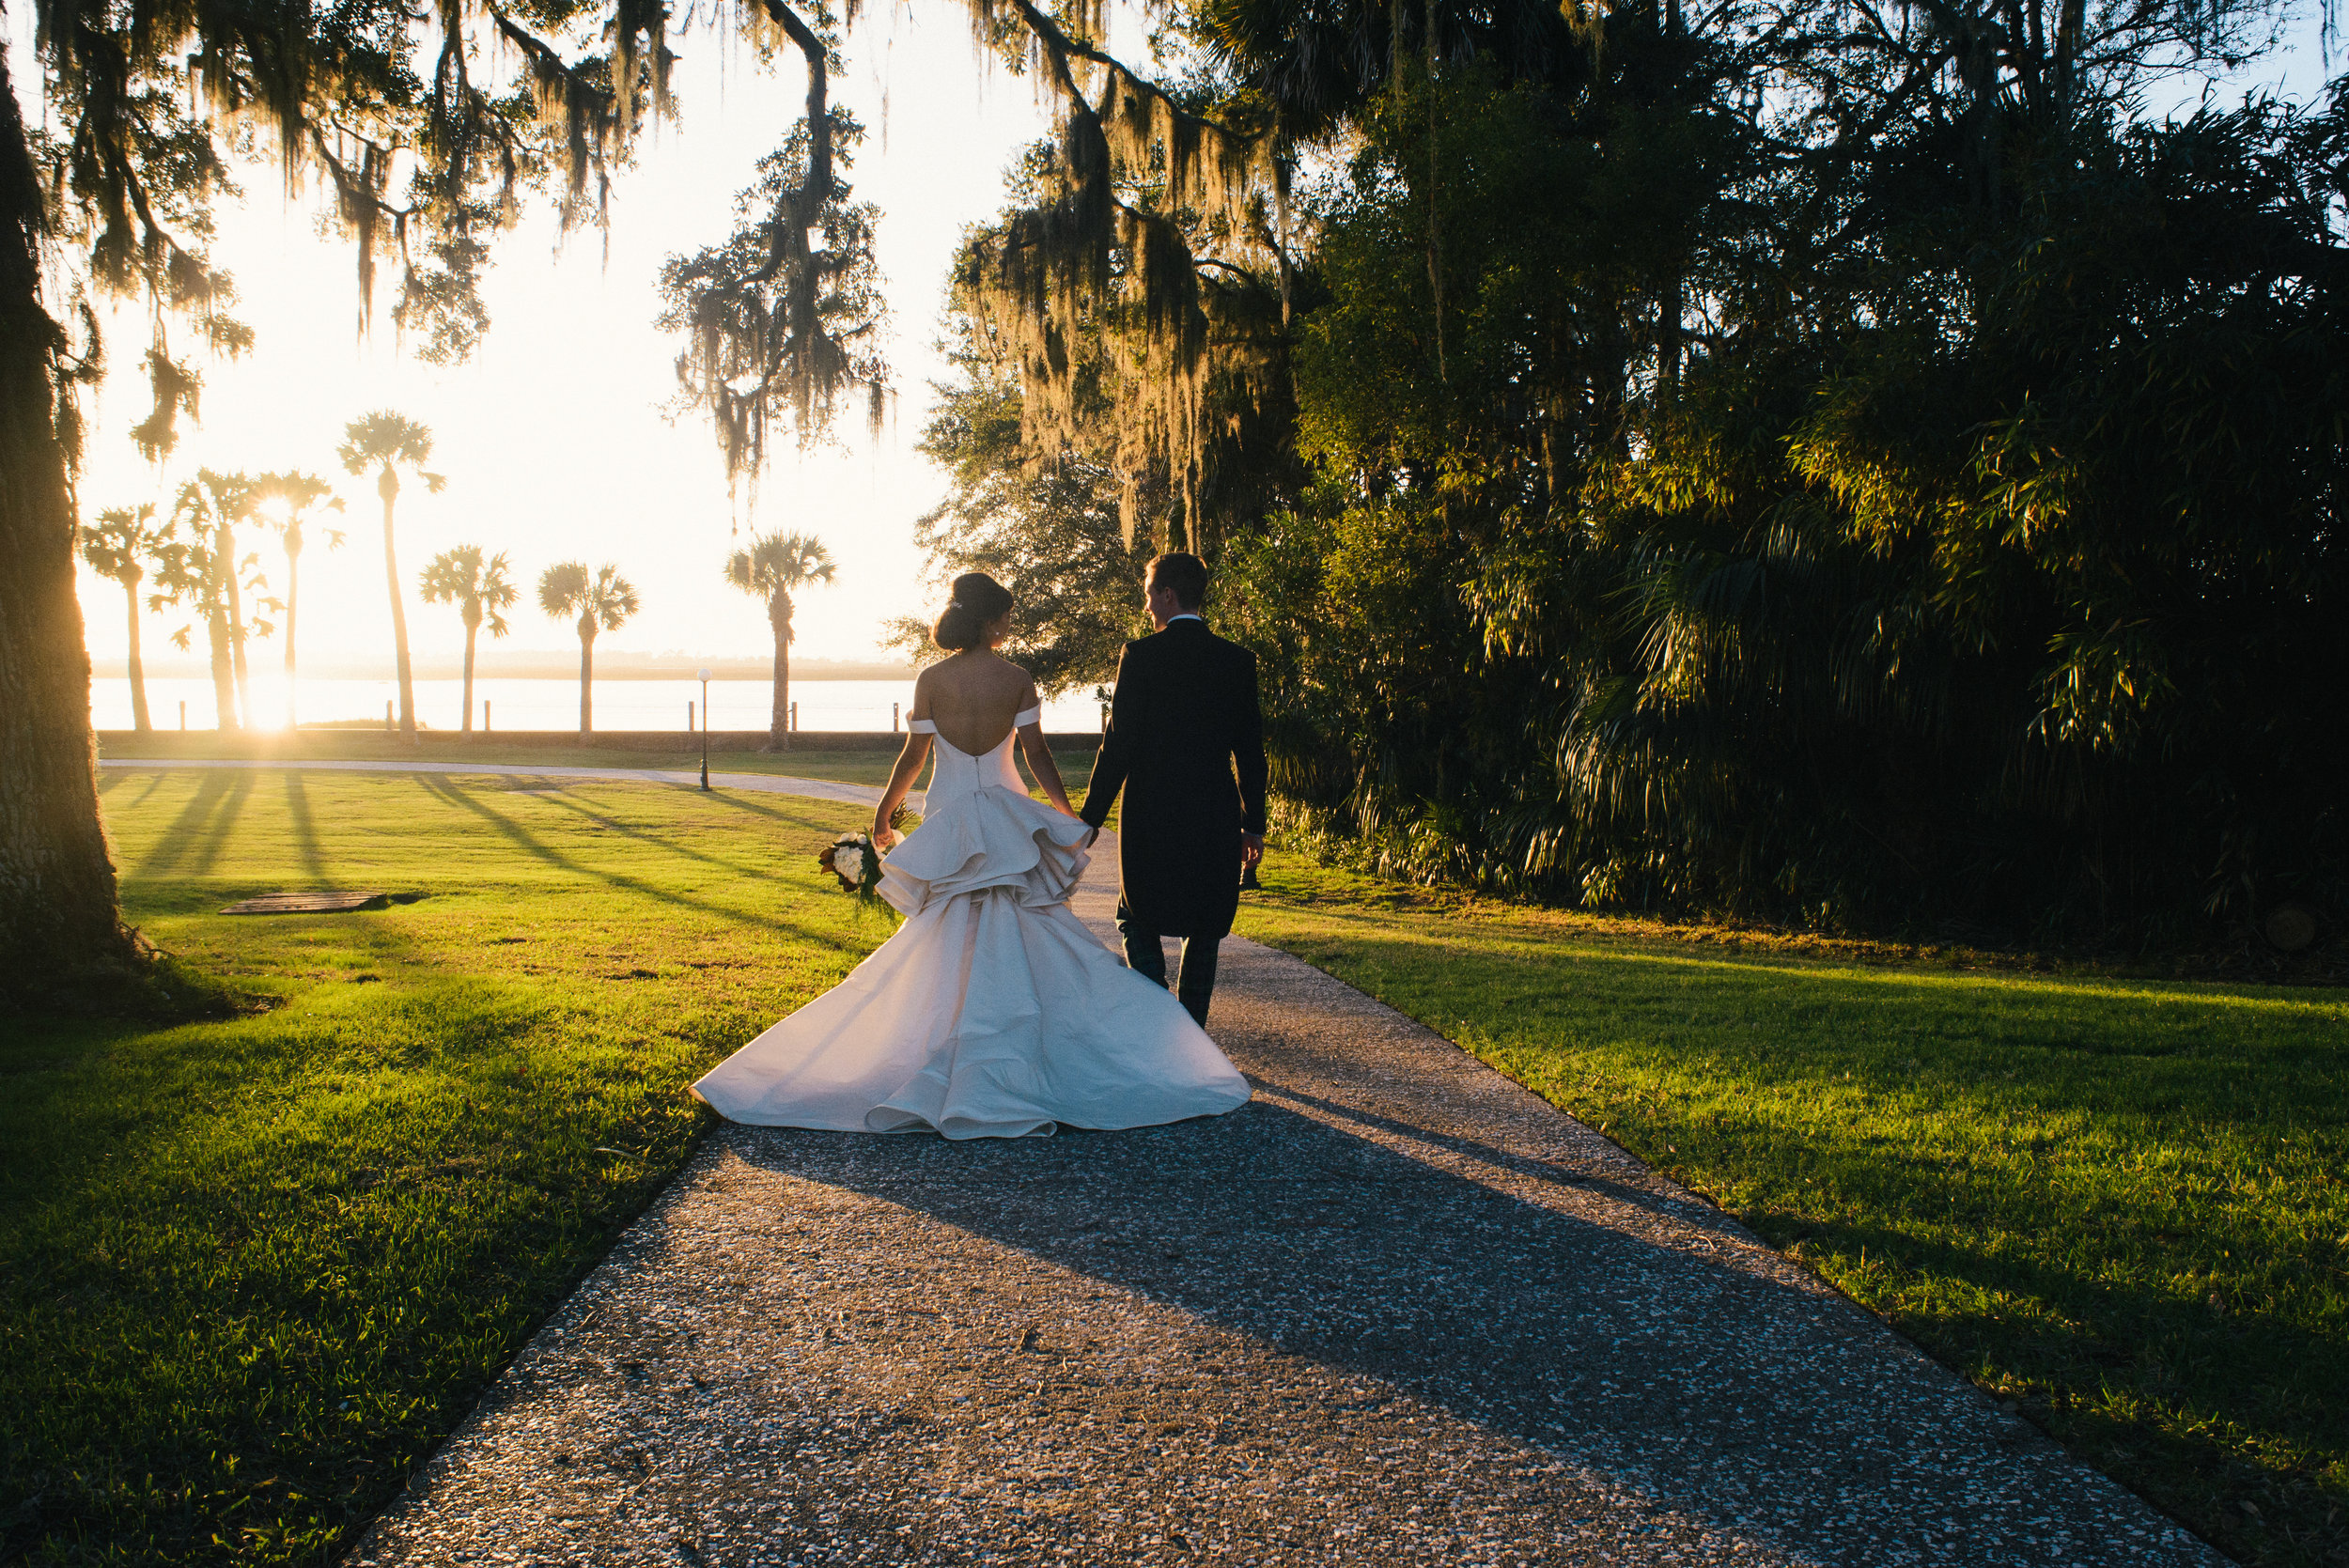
[1118,910,1221,1027]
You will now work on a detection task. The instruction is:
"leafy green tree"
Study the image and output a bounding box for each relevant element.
[909,358,1149,691]
[419,547,517,734]
[924,0,2349,969]
[338,412,444,745]
[252,472,344,730]
[722,533,835,748]
[77,505,172,733]
[537,563,639,738]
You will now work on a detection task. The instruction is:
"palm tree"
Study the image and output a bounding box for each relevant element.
[78,505,173,732]
[723,531,835,749]
[537,562,639,737]
[337,411,444,744]
[146,525,237,731]
[170,469,266,729]
[419,546,517,734]
[252,472,344,730]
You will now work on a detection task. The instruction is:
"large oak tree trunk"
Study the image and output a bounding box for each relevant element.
[123,578,151,732]
[0,42,141,990]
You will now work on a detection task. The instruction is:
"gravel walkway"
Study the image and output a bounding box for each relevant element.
[168,760,2217,1567]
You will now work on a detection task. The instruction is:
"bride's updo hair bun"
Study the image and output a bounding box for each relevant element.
[931,572,1015,651]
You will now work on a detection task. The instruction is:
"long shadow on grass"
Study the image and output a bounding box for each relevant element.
[727,1105,2204,1565]
[0,970,616,1568]
[96,770,170,814]
[531,788,827,882]
[132,768,256,879]
[410,775,860,953]
[701,788,874,829]
[282,771,331,887]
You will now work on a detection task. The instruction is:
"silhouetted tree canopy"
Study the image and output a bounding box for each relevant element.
[919,0,2349,947]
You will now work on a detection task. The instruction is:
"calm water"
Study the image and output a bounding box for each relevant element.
[96,675,1110,737]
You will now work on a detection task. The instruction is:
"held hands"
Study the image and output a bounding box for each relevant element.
[1241,833,1265,871]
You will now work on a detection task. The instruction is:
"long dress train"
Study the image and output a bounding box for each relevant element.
[691,711,1253,1139]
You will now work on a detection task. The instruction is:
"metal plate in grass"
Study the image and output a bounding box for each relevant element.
[221,891,391,915]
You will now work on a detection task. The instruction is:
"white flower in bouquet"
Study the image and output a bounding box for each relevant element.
[817,831,882,900]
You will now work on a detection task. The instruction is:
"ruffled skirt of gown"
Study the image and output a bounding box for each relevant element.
[691,754,1253,1139]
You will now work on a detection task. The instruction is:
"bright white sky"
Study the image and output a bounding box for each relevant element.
[53,6,2338,672]
[60,4,1108,669]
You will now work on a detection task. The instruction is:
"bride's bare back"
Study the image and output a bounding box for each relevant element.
[875,648,1075,846]
[912,650,1039,756]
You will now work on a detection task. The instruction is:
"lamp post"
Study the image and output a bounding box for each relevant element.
[697,668,711,791]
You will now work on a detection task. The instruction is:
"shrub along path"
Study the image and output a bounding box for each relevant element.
[317,771,2217,1566]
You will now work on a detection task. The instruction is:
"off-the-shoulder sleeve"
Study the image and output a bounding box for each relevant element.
[1014,705,1042,728]
[908,718,938,734]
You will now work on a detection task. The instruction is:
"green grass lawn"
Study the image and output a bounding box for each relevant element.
[20,770,2340,1566]
[5,768,889,1565]
[94,730,1103,796]
[1234,862,2349,1567]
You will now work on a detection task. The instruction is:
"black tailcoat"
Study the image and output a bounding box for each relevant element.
[1079,618,1268,939]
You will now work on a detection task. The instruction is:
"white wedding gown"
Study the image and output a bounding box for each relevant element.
[691,710,1254,1138]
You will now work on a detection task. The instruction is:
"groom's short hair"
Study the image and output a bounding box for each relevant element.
[1146,552,1209,611]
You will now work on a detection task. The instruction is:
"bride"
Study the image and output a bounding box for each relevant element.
[692,572,1254,1139]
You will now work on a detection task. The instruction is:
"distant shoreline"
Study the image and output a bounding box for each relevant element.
[89,655,920,682]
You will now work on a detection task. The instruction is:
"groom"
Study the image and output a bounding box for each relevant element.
[1080,551,1268,1027]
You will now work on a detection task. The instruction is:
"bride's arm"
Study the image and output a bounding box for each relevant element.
[1013,682,1075,815]
[1018,723,1075,815]
[874,731,931,848]
[875,674,934,847]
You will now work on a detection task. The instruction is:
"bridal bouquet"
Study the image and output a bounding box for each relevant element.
[818,832,883,903]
